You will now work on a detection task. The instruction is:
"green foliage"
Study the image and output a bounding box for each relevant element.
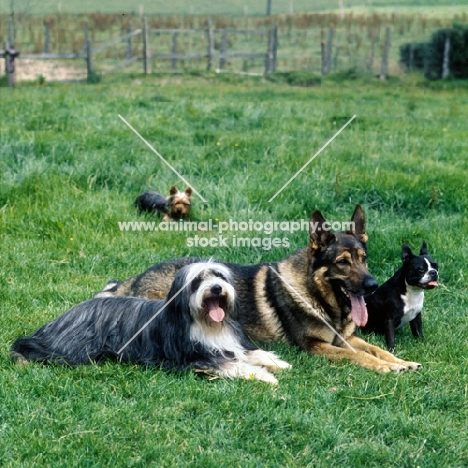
[87,71,103,84]
[0,73,467,467]
[266,71,321,87]
[399,42,428,70]
[400,23,468,79]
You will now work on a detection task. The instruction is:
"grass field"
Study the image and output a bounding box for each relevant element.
[1,71,468,466]
[1,0,467,16]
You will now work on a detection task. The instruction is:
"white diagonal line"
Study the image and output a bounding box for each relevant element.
[268,115,356,203]
[268,266,356,352]
[118,114,207,202]
[116,279,191,355]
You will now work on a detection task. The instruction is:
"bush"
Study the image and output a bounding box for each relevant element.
[87,71,102,84]
[399,23,468,80]
[266,71,321,87]
[399,42,427,71]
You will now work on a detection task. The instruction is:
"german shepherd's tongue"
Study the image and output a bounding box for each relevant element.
[349,295,368,327]
[204,297,225,322]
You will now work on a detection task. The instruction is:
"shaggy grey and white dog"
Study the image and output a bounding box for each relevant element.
[11,262,290,384]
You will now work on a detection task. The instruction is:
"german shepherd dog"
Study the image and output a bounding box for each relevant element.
[97,206,422,373]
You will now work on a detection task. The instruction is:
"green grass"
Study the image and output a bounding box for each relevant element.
[2,0,467,15]
[1,71,468,467]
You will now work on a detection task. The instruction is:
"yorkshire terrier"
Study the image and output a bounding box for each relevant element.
[134,185,192,221]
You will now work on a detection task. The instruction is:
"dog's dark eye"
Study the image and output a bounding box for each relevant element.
[214,272,226,281]
[191,278,202,292]
[362,255,367,263]
[337,259,349,265]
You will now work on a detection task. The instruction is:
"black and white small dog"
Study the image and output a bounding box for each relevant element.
[363,241,438,351]
[11,262,290,384]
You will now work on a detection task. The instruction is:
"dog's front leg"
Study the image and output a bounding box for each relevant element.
[347,335,422,371]
[384,318,396,352]
[309,340,409,374]
[210,361,279,385]
[246,349,292,372]
[409,313,423,339]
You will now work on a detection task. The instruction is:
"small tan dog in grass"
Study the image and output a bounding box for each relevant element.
[134,185,192,221]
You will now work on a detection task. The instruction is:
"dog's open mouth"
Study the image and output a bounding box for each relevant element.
[419,281,438,290]
[341,287,368,327]
[203,296,226,322]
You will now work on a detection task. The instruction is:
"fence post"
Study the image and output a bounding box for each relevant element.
[8,16,14,45]
[219,29,227,69]
[321,27,334,76]
[266,0,272,16]
[5,18,17,88]
[143,16,151,74]
[442,34,450,79]
[408,43,414,72]
[206,20,214,71]
[4,45,18,88]
[86,37,93,78]
[127,24,132,60]
[171,32,178,70]
[321,38,325,75]
[44,22,50,54]
[380,27,391,81]
[367,28,376,72]
[265,25,277,74]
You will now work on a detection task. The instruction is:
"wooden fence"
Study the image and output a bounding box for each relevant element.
[1,17,278,86]
[2,12,458,86]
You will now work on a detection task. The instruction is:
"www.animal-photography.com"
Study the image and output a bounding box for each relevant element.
[1,0,467,466]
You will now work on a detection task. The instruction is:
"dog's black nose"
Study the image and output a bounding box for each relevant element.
[210,285,222,296]
[430,270,438,279]
[364,277,379,294]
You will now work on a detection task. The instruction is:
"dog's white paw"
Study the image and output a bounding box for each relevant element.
[254,370,279,385]
[377,362,407,374]
[239,364,279,385]
[403,361,422,371]
[263,352,292,371]
[273,359,292,370]
[246,350,291,371]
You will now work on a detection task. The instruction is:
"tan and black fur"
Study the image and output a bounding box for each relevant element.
[97,206,422,373]
[134,185,192,221]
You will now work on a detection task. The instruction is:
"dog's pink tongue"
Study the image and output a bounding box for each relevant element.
[205,298,225,322]
[428,281,438,287]
[350,295,368,327]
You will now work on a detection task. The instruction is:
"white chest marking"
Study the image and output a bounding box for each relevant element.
[190,322,247,362]
[399,284,424,329]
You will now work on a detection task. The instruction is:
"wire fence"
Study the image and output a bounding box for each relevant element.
[0,12,463,83]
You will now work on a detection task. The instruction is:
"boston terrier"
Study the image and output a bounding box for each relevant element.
[363,241,438,352]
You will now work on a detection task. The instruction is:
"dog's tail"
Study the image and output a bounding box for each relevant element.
[11,337,64,364]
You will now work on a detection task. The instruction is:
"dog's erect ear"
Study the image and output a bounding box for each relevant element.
[420,240,428,256]
[185,187,193,197]
[402,244,414,263]
[309,210,335,253]
[169,185,178,195]
[347,204,368,245]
